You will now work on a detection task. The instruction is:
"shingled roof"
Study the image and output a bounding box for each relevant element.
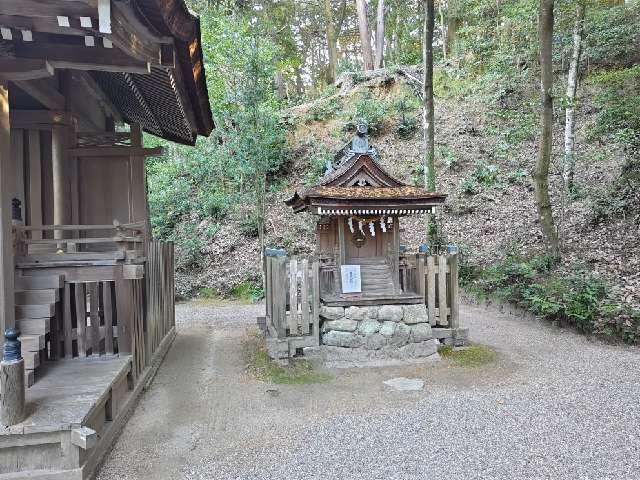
[286,151,446,215]
[93,0,213,144]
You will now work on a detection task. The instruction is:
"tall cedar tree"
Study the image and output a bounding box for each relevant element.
[535,0,560,255]
[356,0,375,69]
[374,0,386,68]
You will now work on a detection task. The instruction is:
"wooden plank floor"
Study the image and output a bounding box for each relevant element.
[5,355,131,433]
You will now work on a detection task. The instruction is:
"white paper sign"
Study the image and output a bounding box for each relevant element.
[341,265,362,293]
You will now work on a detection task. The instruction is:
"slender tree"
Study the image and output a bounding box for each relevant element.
[356,0,375,70]
[423,0,436,192]
[563,0,586,195]
[321,0,339,82]
[374,0,386,68]
[534,0,560,256]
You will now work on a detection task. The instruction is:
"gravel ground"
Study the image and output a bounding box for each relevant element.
[96,300,640,480]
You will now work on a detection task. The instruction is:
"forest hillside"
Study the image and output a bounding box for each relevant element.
[147,1,640,343]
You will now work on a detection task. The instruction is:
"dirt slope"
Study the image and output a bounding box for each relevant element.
[181,68,639,306]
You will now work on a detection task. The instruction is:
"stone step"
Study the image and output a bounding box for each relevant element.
[15,275,64,290]
[19,334,45,352]
[17,318,50,335]
[15,303,55,319]
[23,351,39,370]
[15,288,59,305]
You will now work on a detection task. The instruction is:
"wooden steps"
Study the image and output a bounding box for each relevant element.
[15,288,60,304]
[13,274,64,387]
[350,258,396,295]
[17,318,50,335]
[15,275,64,290]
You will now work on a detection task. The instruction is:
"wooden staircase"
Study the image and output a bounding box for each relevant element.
[14,274,64,386]
[349,257,396,295]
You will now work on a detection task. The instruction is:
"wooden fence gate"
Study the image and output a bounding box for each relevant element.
[262,251,320,360]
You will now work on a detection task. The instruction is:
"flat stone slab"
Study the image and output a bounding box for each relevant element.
[383,377,425,391]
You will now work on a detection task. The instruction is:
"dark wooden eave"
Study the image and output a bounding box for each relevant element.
[0,0,214,145]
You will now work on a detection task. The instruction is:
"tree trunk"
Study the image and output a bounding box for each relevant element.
[534,0,560,256]
[563,1,586,195]
[321,0,339,83]
[374,0,385,69]
[439,0,446,60]
[423,0,436,192]
[356,0,375,70]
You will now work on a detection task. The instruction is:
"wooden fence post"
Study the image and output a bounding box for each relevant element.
[449,253,459,329]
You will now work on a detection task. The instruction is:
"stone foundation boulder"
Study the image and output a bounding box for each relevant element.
[319,303,434,360]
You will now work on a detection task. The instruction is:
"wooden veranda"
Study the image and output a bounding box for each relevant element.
[0,0,213,478]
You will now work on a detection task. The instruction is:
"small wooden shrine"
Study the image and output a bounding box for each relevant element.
[286,126,446,306]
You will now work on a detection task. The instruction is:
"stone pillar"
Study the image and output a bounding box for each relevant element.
[1,328,25,426]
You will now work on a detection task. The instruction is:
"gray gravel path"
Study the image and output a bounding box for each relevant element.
[96,300,640,480]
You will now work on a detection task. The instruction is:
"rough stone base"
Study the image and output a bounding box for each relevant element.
[320,339,441,369]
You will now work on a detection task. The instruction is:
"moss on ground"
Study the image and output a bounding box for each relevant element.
[242,333,331,385]
[438,344,497,367]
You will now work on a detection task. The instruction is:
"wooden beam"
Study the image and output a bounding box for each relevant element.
[68,146,163,157]
[0,14,93,37]
[5,40,150,74]
[0,1,96,19]
[14,78,65,110]
[9,110,74,128]
[0,58,54,81]
[0,83,15,333]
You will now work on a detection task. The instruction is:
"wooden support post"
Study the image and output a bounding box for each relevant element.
[288,258,298,334]
[426,255,436,326]
[0,329,25,426]
[51,125,66,246]
[0,84,15,342]
[449,254,459,330]
[115,273,133,354]
[438,255,449,326]
[27,129,42,239]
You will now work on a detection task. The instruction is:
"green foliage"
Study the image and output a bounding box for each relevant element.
[472,160,499,185]
[344,91,389,135]
[147,7,288,274]
[438,344,497,367]
[304,146,333,186]
[243,332,331,384]
[459,176,481,196]
[438,145,460,171]
[307,97,342,122]
[230,280,264,303]
[465,254,640,343]
[460,160,499,195]
[393,94,420,138]
[581,4,640,68]
[589,67,640,148]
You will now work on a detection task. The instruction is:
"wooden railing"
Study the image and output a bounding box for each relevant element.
[14,222,145,256]
[13,226,175,380]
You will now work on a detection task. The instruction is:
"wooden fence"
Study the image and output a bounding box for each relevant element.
[399,253,459,328]
[263,253,320,359]
[142,241,175,377]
